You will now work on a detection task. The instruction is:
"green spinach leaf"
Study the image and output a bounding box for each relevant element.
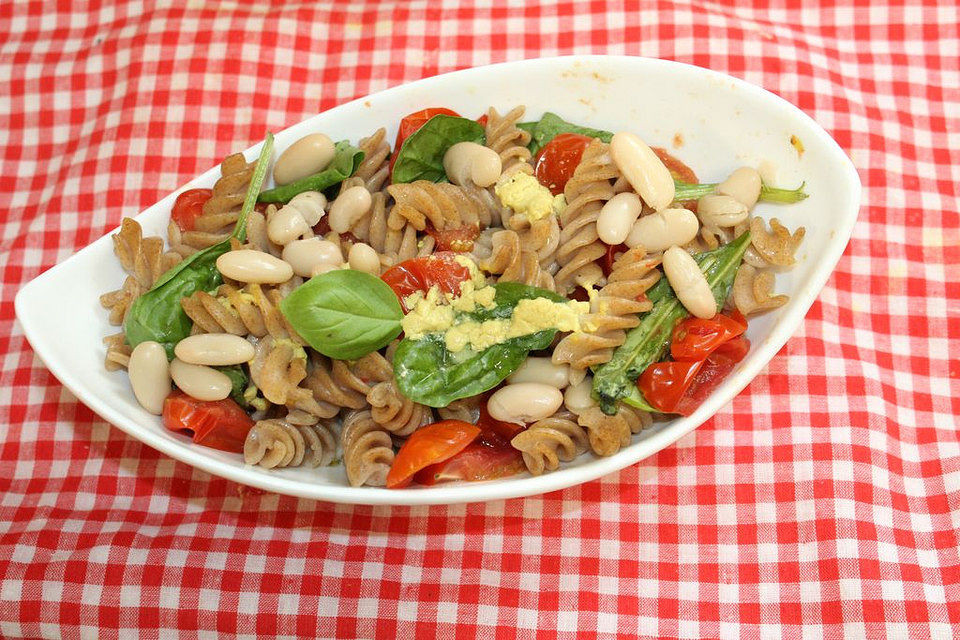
[216,364,250,407]
[673,179,808,204]
[258,140,364,204]
[125,133,274,357]
[466,281,566,322]
[393,330,556,408]
[279,269,403,360]
[524,112,613,155]
[391,114,485,184]
[592,232,752,415]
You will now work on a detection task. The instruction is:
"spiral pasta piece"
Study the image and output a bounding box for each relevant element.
[484,106,534,177]
[100,218,182,325]
[553,247,660,370]
[733,263,788,315]
[103,332,132,371]
[341,409,395,487]
[554,139,618,293]
[480,229,554,290]
[510,411,589,476]
[181,283,302,341]
[367,379,433,437]
[575,406,633,457]
[248,335,335,419]
[243,416,337,469]
[348,128,391,194]
[387,181,486,232]
[744,217,805,268]
[300,351,392,412]
[437,396,482,423]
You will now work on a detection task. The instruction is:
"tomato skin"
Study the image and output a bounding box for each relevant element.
[386,420,481,489]
[651,147,698,184]
[638,360,704,414]
[675,337,751,416]
[671,312,748,362]
[535,133,593,195]
[425,224,480,253]
[601,243,628,277]
[413,439,525,485]
[380,252,473,311]
[162,390,254,453]
[171,188,212,232]
[390,107,461,174]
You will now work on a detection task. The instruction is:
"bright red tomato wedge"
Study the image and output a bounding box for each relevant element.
[638,360,704,414]
[675,336,751,416]
[413,440,525,486]
[389,107,460,174]
[425,224,480,253]
[162,390,254,453]
[171,188,212,232]
[535,133,593,195]
[671,311,747,362]
[380,252,473,311]
[386,420,481,489]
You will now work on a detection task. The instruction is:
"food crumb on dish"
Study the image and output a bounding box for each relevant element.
[673,132,684,148]
[790,134,805,157]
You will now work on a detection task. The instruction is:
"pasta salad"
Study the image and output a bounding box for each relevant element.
[100,106,806,488]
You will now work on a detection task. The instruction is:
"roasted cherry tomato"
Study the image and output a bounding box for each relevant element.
[638,360,704,414]
[413,439,525,486]
[535,133,593,195]
[675,336,751,416]
[162,390,254,453]
[171,188,212,232]
[671,311,747,362]
[386,420,480,489]
[380,252,473,311]
[651,147,698,184]
[601,243,628,277]
[476,114,489,127]
[425,223,480,253]
[390,107,461,174]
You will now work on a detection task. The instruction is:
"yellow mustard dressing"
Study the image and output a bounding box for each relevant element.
[494,172,565,222]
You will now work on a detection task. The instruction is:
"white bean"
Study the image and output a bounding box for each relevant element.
[282,238,343,278]
[267,207,312,246]
[663,245,717,319]
[174,334,255,366]
[311,262,342,276]
[487,383,563,424]
[216,249,294,284]
[267,191,327,245]
[443,142,503,188]
[169,359,232,402]
[697,194,749,228]
[348,242,380,275]
[626,207,699,252]
[127,341,171,415]
[273,133,336,185]
[507,357,570,389]
[717,167,762,209]
[328,186,372,234]
[597,192,643,245]
[610,132,675,211]
[563,377,595,414]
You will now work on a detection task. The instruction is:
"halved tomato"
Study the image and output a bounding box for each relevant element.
[386,420,480,489]
[534,132,593,196]
[380,252,473,311]
[412,440,525,486]
[425,224,480,253]
[162,390,254,453]
[171,188,212,232]
[670,311,747,362]
[674,337,751,416]
[637,360,704,414]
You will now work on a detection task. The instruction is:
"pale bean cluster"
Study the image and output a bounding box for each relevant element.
[610,132,675,212]
[267,191,326,245]
[487,382,564,425]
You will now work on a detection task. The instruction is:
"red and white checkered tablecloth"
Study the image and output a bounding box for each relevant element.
[1,1,958,637]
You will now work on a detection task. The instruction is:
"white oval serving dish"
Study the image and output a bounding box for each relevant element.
[15,56,860,505]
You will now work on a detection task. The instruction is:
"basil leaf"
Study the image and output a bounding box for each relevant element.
[391,114,485,184]
[393,330,556,408]
[258,140,364,204]
[525,112,613,156]
[125,133,274,357]
[593,232,752,415]
[279,269,403,360]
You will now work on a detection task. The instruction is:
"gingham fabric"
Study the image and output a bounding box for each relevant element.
[1,1,957,638]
